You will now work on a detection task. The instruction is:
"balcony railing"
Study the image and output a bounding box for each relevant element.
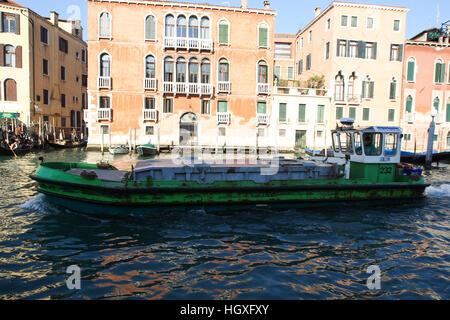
[405,112,416,123]
[257,114,270,125]
[217,112,231,125]
[436,113,445,124]
[98,76,111,90]
[97,108,111,121]
[164,37,213,52]
[143,109,158,122]
[144,78,157,91]
[164,82,213,96]
[218,81,231,94]
[257,83,270,95]
[347,94,362,104]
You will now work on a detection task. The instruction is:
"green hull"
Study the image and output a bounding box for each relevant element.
[31,162,429,215]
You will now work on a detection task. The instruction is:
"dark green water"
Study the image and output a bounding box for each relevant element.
[0,149,449,299]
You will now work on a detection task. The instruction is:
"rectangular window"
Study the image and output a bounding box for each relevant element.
[279,129,286,137]
[338,40,347,57]
[367,17,374,29]
[101,125,110,134]
[82,75,88,88]
[327,19,331,30]
[61,66,66,81]
[299,59,303,74]
[393,19,400,31]
[298,104,306,123]
[201,100,211,115]
[341,15,348,27]
[40,26,49,44]
[308,30,312,42]
[363,108,370,121]
[163,98,173,113]
[259,26,268,48]
[100,96,110,109]
[388,109,395,122]
[218,127,226,137]
[351,16,358,28]
[43,89,49,105]
[82,93,86,109]
[390,44,403,61]
[61,117,66,128]
[43,59,49,75]
[306,54,311,70]
[300,37,304,48]
[218,23,229,45]
[274,66,281,80]
[146,126,154,136]
[349,41,358,58]
[81,49,87,63]
[59,37,68,54]
[257,102,267,114]
[2,13,17,33]
[325,42,330,59]
[435,62,446,83]
[218,101,228,113]
[287,67,294,80]
[349,107,356,120]
[144,97,155,109]
[279,103,287,122]
[317,105,325,123]
[61,94,66,108]
[336,106,344,120]
[257,128,265,137]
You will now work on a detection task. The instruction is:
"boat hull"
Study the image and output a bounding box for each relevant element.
[136,146,158,157]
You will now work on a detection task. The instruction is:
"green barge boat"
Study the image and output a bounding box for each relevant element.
[31,125,429,215]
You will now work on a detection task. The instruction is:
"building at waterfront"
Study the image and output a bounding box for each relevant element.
[400,26,450,153]
[293,2,409,132]
[86,0,276,149]
[0,0,87,136]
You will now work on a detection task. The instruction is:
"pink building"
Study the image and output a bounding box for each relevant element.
[401,27,450,153]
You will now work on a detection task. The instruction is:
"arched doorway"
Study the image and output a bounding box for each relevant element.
[179,112,198,146]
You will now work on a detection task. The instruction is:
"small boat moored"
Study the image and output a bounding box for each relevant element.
[31,123,430,215]
[109,145,129,155]
[136,143,159,157]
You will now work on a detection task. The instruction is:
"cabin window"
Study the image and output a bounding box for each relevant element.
[384,134,398,156]
[354,133,363,155]
[332,132,340,153]
[363,133,382,156]
[340,132,354,154]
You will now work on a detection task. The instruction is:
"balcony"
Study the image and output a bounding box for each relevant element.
[436,113,445,124]
[218,81,231,94]
[164,82,213,96]
[405,112,416,123]
[217,112,231,125]
[257,114,270,125]
[97,108,112,121]
[143,109,158,122]
[164,37,213,52]
[144,78,157,91]
[347,94,362,104]
[98,76,111,90]
[257,83,270,95]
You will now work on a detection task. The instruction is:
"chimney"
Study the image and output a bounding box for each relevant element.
[241,0,247,9]
[315,7,321,17]
[50,11,59,26]
[264,1,270,10]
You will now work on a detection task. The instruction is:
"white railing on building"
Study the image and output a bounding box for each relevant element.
[257,114,270,125]
[257,83,270,95]
[436,113,445,124]
[405,112,416,123]
[163,81,175,93]
[144,78,157,91]
[143,109,158,122]
[164,82,213,96]
[200,83,213,96]
[97,108,111,121]
[164,37,213,51]
[217,112,231,125]
[347,94,362,104]
[218,81,231,94]
[98,76,111,89]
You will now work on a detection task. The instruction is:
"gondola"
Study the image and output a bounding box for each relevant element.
[46,140,88,149]
[400,151,450,165]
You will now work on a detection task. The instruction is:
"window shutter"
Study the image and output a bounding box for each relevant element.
[440,63,445,83]
[362,81,366,98]
[336,39,341,57]
[218,101,228,113]
[446,102,450,122]
[398,44,403,61]
[146,16,156,40]
[219,24,228,44]
[257,102,266,114]
[406,97,412,113]
[369,81,374,98]
[390,82,396,99]
[0,12,3,32]
[15,46,22,68]
[299,104,306,122]
[279,103,286,122]
[407,61,415,81]
[357,41,366,58]
[435,63,440,83]
[389,109,395,122]
[259,27,268,47]
[15,14,20,35]
[0,44,4,66]
[372,42,377,59]
[346,40,351,57]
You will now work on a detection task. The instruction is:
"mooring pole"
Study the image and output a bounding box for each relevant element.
[425,114,436,171]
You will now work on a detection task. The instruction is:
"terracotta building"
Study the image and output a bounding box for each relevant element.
[0,0,87,135]
[401,27,450,153]
[86,0,276,149]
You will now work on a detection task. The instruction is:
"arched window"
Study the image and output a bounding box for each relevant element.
[177,15,187,38]
[4,45,15,67]
[189,58,198,83]
[99,53,111,77]
[258,22,269,48]
[348,72,357,98]
[434,58,445,83]
[389,77,397,100]
[145,15,156,41]
[362,75,374,99]
[335,72,345,101]
[99,11,111,38]
[201,58,210,84]
[70,110,75,128]
[407,57,416,82]
[446,98,450,122]
[218,19,229,45]
[257,60,268,84]
[188,16,198,39]
[145,55,156,79]
[218,58,229,82]
[4,79,17,101]
[164,57,174,82]
[76,111,81,128]
[176,57,186,82]
[433,97,440,112]
[165,15,175,37]
[405,95,413,113]
[200,17,210,39]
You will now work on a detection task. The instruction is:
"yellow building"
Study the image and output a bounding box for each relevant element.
[0,0,87,137]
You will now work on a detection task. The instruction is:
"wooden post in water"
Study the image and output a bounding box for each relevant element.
[101,128,104,154]
[157,127,161,152]
[425,114,436,171]
[134,128,137,150]
[129,128,132,152]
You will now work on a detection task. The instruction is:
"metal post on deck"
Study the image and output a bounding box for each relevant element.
[425,113,436,171]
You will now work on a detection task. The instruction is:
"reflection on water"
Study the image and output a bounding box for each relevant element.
[0,150,449,299]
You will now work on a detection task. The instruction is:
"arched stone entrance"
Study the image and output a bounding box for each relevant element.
[179,112,198,146]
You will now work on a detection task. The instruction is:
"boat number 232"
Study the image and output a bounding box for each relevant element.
[379,166,393,175]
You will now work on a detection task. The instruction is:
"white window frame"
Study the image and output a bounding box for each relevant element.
[434,58,445,84]
[367,17,374,30]
[258,21,270,49]
[406,56,416,83]
[350,15,358,28]
[217,18,230,46]
[341,15,348,27]
[144,13,157,41]
[362,107,371,122]
[287,66,294,80]
[98,9,112,40]
[393,19,401,32]
[388,108,396,122]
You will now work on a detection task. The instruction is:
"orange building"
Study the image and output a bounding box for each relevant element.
[401,27,450,153]
[86,0,276,149]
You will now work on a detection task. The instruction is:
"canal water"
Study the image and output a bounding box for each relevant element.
[0,149,449,300]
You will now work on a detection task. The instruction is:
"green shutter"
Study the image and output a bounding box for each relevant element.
[363,108,370,121]
[369,82,374,98]
[336,39,341,56]
[406,96,413,113]
[398,44,403,61]
[219,24,228,44]
[279,103,287,122]
[357,41,366,59]
[434,99,439,112]
[372,42,377,59]
[349,107,356,120]
[336,106,343,120]
[299,104,306,122]
[388,109,395,122]
[435,63,440,83]
[0,12,3,32]
[259,27,268,47]
[362,81,366,98]
[390,82,396,99]
[317,105,324,123]
[257,102,266,114]
[446,102,450,122]
[407,61,415,81]
[218,101,228,113]
[440,63,445,83]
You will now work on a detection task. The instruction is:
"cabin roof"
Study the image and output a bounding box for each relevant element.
[337,126,402,133]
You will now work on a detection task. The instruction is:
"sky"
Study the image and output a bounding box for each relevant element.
[14,0,450,40]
